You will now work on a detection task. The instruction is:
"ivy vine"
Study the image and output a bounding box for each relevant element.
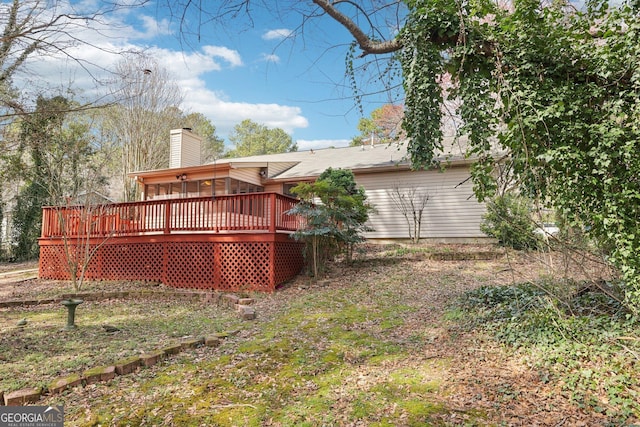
[398,0,640,311]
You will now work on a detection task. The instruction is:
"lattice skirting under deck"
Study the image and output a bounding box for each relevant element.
[38,234,304,292]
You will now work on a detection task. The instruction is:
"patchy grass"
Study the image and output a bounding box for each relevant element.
[54,279,459,427]
[0,297,242,392]
[0,260,38,274]
[2,244,636,425]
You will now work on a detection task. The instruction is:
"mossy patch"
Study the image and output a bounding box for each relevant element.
[208,405,263,427]
[399,399,447,421]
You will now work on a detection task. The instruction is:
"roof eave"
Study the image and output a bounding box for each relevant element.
[128,163,232,180]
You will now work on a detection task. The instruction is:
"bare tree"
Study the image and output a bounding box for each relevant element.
[45,135,116,292]
[0,0,153,244]
[1,0,147,119]
[388,184,429,244]
[12,94,117,290]
[44,126,115,293]
[49,201,115,292]
[102,53,184,201]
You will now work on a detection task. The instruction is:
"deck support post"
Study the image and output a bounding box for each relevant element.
[164,200,171,234]
[269,193,277,233]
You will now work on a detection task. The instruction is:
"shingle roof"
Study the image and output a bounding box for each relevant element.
[213,138,469,180]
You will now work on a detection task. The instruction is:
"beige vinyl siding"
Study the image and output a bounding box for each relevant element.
[229,168,263,186]
[267,162,298,177]
[356,167,487,239]
[263,183,282,193]
[169,132,181,168]
[169,129,201,168]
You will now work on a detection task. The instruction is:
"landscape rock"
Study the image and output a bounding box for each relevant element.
[221,293,240,307]
[238,305,256,320]
[0,300,29,308]
[202,292,220,303]
[4,388,41,406]
[48,374,82,394]
[162,343,183,356]
[114,356,141,375]
[215,329,240,339]
[83,366,116,384]
[204,336,221,347]
[181,337,204,350]
[102,324,121,333]
[140,350,165,367]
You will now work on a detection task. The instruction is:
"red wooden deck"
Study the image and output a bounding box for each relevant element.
[38,193,305,292]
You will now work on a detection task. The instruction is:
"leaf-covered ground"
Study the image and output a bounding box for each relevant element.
[1,244,636,426]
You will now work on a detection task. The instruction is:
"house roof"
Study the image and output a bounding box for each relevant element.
[213,137,470,180]
[130,137,473,182]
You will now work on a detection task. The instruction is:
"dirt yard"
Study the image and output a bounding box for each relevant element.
[1,244,632,426]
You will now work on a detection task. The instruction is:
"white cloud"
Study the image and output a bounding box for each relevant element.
[137,15,173,39]
[22,40,308,140]
[296,139,351,151]
[262,29,293,40]
[148,47,229,75]
[12,6,310,143]
[261,53,280,63]
[182,83,309,137]
[127,48,307,137]
[202,46,243,67]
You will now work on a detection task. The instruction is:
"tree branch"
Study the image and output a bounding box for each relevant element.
[311,0,402,56]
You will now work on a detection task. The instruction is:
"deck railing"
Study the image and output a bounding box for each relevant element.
[41,192,303,238]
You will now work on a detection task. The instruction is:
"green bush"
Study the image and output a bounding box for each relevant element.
[480,194,539,250]
[288,168,374,277]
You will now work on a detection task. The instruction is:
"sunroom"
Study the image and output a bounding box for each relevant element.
[38,129,306,292]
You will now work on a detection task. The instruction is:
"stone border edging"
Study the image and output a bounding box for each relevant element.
[428,251,501,261]
[0,290,257,320]
[1,292,257,406]
[2,332,233,406]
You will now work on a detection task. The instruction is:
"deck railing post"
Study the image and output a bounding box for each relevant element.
[41,208,49,237]
[269,193,277,233]
[164,200,171,234]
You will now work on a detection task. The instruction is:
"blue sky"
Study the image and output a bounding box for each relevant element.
[22,1,405,151]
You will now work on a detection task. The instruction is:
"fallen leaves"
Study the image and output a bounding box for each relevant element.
[1,244,636,425]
